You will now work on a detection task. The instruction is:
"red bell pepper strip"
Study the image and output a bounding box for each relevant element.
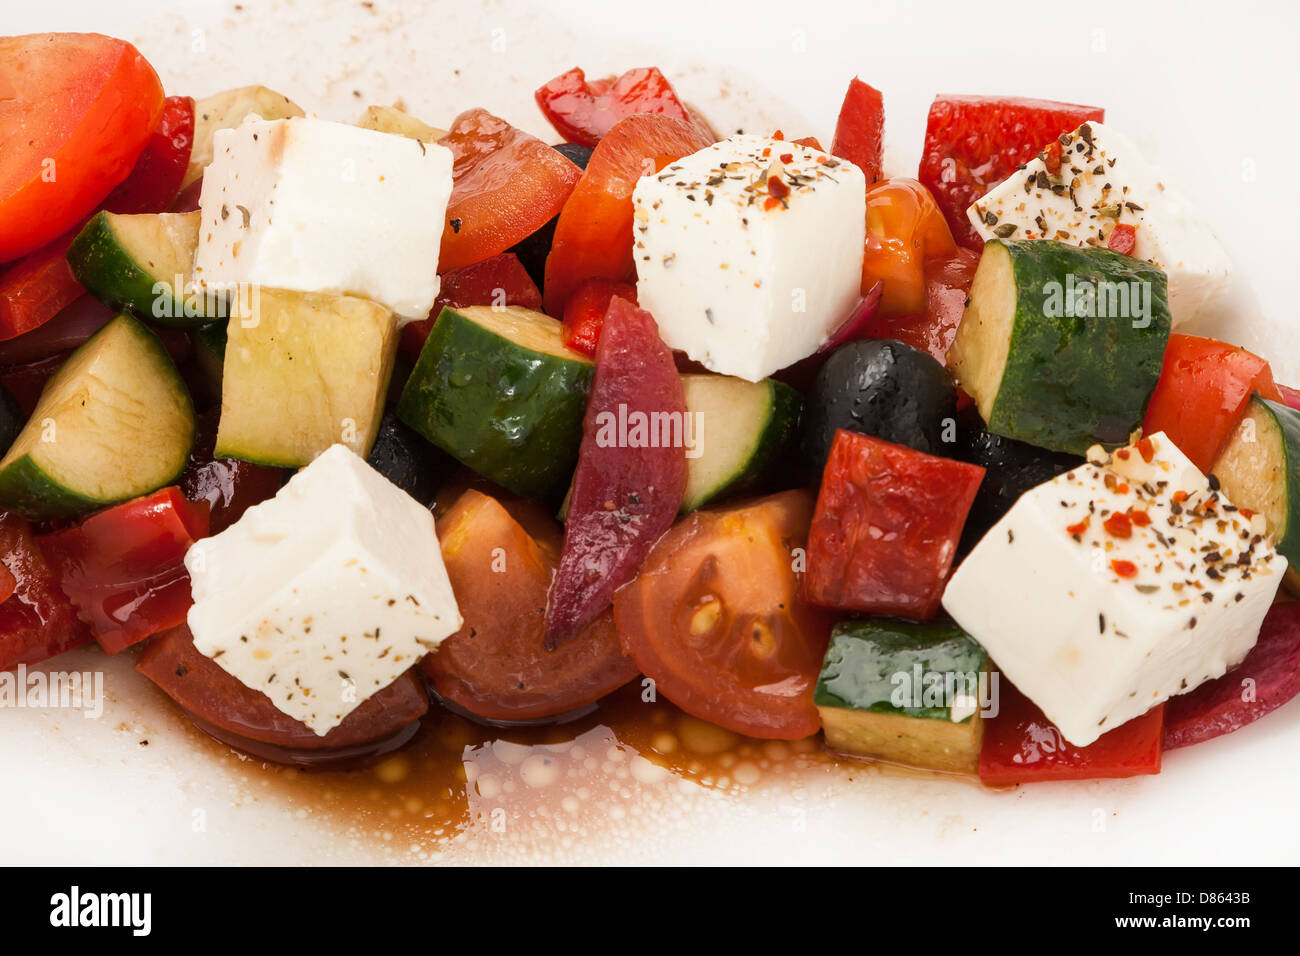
[1107,222,1138,256]
[0,233,83,341]
[544,297,688,647]
[39,487,210,655]
[830,77,885,184]
[561,277,638,357]
[399,252,542,362]
[804,429,984,619]
[438,109,583,273]
[535,66,701,148]
[918,95,1105,249]
[1141,334,1283,473]
[0,512,92,668]
[101,95,196,216]
[980,682,1164,785]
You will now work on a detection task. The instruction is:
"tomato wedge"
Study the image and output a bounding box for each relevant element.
[0,33,164,261]
[423,488,638,721]
[438,109,583,273]
[137,624,429,764]
[535,66,701,147]
[542,113,712,316]
[613,490,834,739]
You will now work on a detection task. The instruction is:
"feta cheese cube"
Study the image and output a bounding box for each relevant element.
[967,122,1230,327]
[632,136,866,382]
[185,444,461,735]
[942,432,1284,747]
[192,116,452,321]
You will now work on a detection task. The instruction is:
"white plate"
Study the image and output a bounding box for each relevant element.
[5,0,1300,865]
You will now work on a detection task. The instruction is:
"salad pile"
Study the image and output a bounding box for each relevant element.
[2,32,1299,785]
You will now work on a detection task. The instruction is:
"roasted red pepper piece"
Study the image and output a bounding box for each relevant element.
[830,77,885,184]
[545,297,688,647]
[561,277,638,357]
[1165,602,1300,750]
[179,409,284,534]
[39,487,210,655]
[101,94,196,215]
[398,252,542,361]
[535,66,700,148]
[543,113,712,317]
[0,562,15,604]
[1141,334,1283,473]
[1107,222,1138,256]
[979,682,1164,785]
[0,512,91,668]
[804,429,984,619]
[918,95,1105,249]
[439,109,583,273]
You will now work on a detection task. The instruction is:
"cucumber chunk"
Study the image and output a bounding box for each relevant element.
[396,305,594,500]
[184,85,304,190]
[948,239,1170,455]
[815,618,989,774]
[0,314,195,517]
[680,373,801,511]
[215,288,398,467]
[67,210,214,326]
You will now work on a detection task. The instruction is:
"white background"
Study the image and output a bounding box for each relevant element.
[3,0,1299,864]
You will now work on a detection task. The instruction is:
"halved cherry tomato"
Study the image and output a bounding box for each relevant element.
[858,246,980,363]
[438,109,583,273]
[560,277,637,356]
[423,488,638,721]
[1141,334,1283,473]
[39,487,210,655]
[613,490,834,740]
[0,511,91,668]
[535,66,702,148]
[861,178,957,314]
[179,409,285,534]
[979,683,1164,785]
[137,624,429,764]
[0,33,164,261]
[543,113,713,316]
[399,252,541,361]
[830,77,884,184]
[918,94,1105,249]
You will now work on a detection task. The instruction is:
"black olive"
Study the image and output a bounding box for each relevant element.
[365,412,457,505]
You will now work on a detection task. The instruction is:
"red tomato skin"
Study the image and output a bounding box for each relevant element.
[805,430,984,619]
[542,113,712,317]
[136,624,429,755]
[0,512,91,668]
[613,490,834,740]
[561,278,638,357]
[1141,334,1283,473]
[438,109,582,273]
[0,562,16,604]
[979,682,1164,785]
[535,66,698,148]
[830,77,885,184]
[545,297,688,647]
[101,95,196,215]
[179,410,285,534]
[918,95,1104,249]
[858,247,980,364]
[0,233,83,341]
[0,34,164,261]
[424,488,637,721]
[38,487,210,655]
[399,253,542,361]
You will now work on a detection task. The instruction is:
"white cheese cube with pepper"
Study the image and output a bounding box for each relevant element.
[967,122,1230,327]
[192,116,452,321]
[185,444,461,735]
[942,433,1284,747]
[632,136,866,382]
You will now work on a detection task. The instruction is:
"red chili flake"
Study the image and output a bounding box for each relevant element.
[767,176,790,200]
[1115,449,1131,460]
[1172,490,1190,503]
[1129,509,1152,527]
[771,130,785,141]
[1136,436,1156,463]
[1116,483,1130,495]
[762,147,772,158]
[1104,512,1133,538]
[1067,517,1091,537]
[1112,559,1139,579]
[1041,140,1063,177]
[779,153,793,164]
[1108,222,1138,256]
[1240,508,1256,519]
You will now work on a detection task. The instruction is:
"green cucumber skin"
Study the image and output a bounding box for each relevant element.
[66,212,217,328]
[814,618,988,721]
[683,380,802,512]
[987,240,1170,456]
[396,310,594,500]
[1256,397,1300,563]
